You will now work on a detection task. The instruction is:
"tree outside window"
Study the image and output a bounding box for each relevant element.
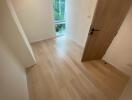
[53,0,65,21]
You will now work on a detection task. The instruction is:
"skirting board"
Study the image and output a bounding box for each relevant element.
[65,35,85,48]
[30,34,56,44]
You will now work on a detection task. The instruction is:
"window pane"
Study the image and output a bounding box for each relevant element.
[53,0,65,21]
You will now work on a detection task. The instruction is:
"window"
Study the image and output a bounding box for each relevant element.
[53,0,65,21]
[53,0,66,35]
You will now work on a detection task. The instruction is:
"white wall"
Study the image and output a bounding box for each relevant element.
[66,0,97,47]
[0,0,36,68]
[11,0,56,43]
[0,38,29,100]
[103,6,132,100]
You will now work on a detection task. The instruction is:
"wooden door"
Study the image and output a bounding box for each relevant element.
[82,0,132,61]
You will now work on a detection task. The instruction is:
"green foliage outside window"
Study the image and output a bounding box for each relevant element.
[53,0,65,21]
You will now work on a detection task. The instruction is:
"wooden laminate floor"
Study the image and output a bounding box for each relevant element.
[27,36,129,100]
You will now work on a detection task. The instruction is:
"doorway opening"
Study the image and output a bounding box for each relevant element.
[53,0,66,36]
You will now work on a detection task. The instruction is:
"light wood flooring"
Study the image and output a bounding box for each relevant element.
[27,36,129,100]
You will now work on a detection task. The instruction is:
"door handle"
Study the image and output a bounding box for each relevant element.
[90,28,100,35]
[91,28,100,32]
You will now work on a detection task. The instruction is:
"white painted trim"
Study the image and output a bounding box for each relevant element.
[65,35,84,48]
[30,34,56,43]
[6,0,36,67]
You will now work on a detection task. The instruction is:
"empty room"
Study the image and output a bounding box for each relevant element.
[0,0,132,100]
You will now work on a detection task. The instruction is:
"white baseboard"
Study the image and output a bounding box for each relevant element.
[30,34,56,43]
[65,35,84,48]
